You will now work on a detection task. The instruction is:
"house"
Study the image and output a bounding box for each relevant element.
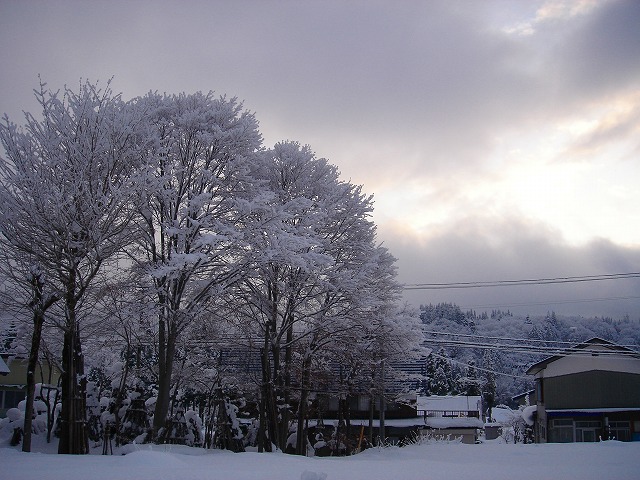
[526,337,640,443]
[416,395,484,444]
[485,406,513,440]
[512,389,535,407]
[0,355,61,418]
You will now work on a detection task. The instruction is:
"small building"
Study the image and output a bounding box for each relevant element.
[512,390,535,407]
[0,355,61,418]
[485,406,514,440]
[416,395,484,444]
[526,337,640,443]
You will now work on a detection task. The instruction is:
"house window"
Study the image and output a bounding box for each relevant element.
[608,421,630,442]
[575,421,600,428]
[575,421,601,443]
[349,395,370,412]
[358,396,370,411]
[553,419,573,426]
[535,379,544,403]
[1,389,24,412]
[549,419,573,443]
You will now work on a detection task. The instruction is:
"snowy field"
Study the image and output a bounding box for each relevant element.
[1,440,638,480]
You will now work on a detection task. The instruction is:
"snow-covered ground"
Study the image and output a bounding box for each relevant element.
[0,438,638,480]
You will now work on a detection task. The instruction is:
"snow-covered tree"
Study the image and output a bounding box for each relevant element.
[225,141,339,451]
[0,264,59,452]
[461,360,481,396]
[0,80,146,454]
[481,349,497,420]
[129,91,266,438]
[220,141,422,454]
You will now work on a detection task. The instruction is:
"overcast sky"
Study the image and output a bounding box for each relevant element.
[1,0,639,318]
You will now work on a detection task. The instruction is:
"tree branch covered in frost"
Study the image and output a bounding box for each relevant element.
[0,81,423,453]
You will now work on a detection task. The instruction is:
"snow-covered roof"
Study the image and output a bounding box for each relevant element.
[489,406,515,424]
[512,390,534,402]
[0,355,9,375]
[416,395,482,413]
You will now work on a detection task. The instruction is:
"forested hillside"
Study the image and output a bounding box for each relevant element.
[418,303,640,406]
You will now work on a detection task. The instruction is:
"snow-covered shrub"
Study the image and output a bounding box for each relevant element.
[118,390,151,445]
[184,409,203,447]
[86,380,103,444]
[496,404,534,444]
[213,398,245,452]
[1,407,24,445]
[243,419,259,448]
[399,430,462,447]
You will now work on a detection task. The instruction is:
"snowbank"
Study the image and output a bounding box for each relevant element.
[0,438,638,480]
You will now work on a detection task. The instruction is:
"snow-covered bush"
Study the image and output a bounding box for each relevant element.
[184,409,203,447]
[496,404,534,443]
[399,430,462,447]
[0,407,24,445]
[0,387,52,446]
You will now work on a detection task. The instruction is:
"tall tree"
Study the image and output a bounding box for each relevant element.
[130,92,265,437]
[0,262,59,452]
[229,141,336,451]
[463,360,481,396]
[482,349,497,420]
[0,80,144,453]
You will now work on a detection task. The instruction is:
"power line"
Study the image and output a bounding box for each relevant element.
[423,330,640,349]
[429,350,527,379]
[421,330,640,356]
[425,338,639,357]
[403,272,640,290]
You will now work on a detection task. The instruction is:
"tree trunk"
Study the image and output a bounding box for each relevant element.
[368,391,374,445]
[22,310,44,452]
[113,348,130,447]
[23,272,58,452]
[258,339,273,452]
[75,329,89,454]
[379,361,385,445]
[344,392,351,441]
[368,363,377,444]
[281,318,294,451]
[154,314,176,437]
[295,355,312,455]
[42,360,61,444]
[58,318,89,454]
[271,341,284,450]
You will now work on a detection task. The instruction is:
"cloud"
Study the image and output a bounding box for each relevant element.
[561,92,640,159]
[1,0,639,320]
[544,0,640,100]
[381,214,640,318]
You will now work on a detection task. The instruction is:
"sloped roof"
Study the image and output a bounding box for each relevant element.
[526,337,640,376]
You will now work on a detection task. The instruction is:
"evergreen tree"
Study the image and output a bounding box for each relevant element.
[481,350,497,420]
[463,360,481,396]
